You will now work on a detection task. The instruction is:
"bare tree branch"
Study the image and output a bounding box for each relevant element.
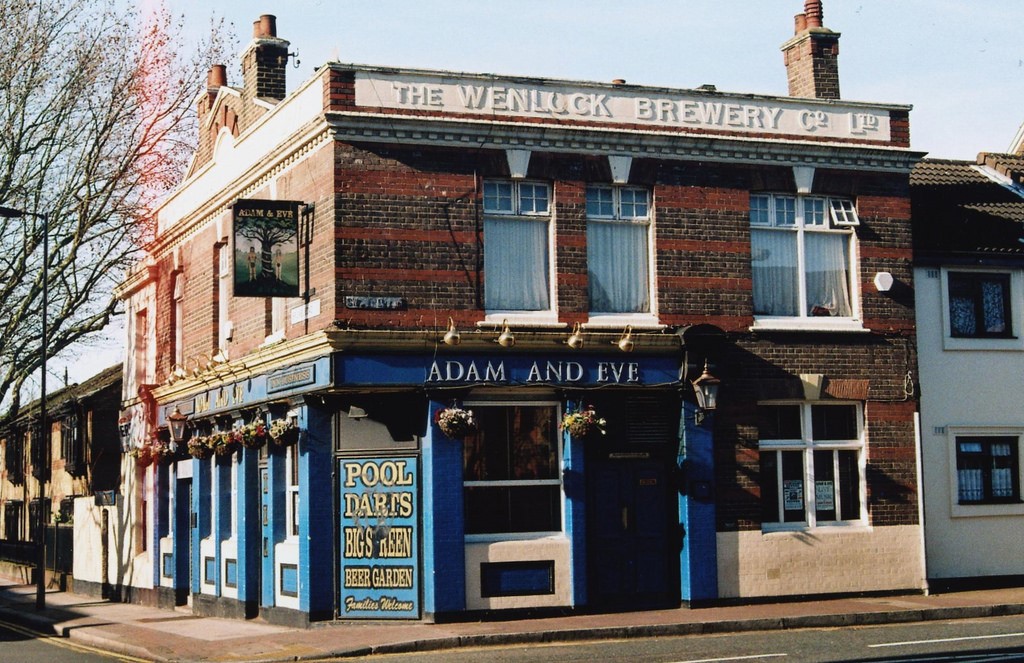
[0,0,236,426]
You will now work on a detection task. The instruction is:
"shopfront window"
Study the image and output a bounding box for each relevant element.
[759,402,865,529]
[462,402,561,535]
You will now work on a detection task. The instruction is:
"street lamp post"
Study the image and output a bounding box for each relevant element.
[0,205,50,610]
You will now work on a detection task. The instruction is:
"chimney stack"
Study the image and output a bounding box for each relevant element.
[241,14,290,107]
[781,0,841,100]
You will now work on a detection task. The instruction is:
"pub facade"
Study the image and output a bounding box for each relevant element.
[111,2,926,625]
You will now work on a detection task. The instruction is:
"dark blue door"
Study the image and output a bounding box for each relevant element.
[588,452,676,607]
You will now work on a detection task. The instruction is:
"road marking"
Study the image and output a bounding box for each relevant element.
[869,631,1024,648]
[670,655,787,662]
[0,617,150,662]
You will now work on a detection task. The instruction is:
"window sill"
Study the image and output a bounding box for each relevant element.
[942,336,1024,352]
[951,501,1024,518]
[585,314,664,330]
[761,522,869,534]
[751,318,869,333]
[480,313,561,327]
[465,532,566,544]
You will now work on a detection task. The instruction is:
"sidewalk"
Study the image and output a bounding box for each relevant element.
[2,582,1024,662]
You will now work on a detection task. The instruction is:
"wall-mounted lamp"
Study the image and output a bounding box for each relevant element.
[166,405,189,451]
[692,360,721,426]
[566,322,584,349]
[615,326,634,353]
[873,271,894,292]
[442,317,461,346]
[211,348,229,365]
[173,364,188,381]
[496,319,515,348]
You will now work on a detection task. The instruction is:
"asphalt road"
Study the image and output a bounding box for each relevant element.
[0,617,142,663]
[339,614,1024,662]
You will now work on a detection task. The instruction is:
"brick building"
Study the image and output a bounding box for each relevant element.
[111,1,925,624]
[0,364,122,581]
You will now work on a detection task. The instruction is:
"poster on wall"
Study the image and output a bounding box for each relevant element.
[782,479,804,511]
[232,199,301,297]
[338,456,420,619]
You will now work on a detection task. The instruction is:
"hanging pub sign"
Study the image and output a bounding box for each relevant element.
[338,456,420,619]
[232,199,301,297]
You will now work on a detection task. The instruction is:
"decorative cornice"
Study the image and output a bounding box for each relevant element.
[326,112,924,173]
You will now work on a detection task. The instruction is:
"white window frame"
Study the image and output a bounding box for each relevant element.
[482,180,557,325]
[948,426,1024,518]
[759,401,867,532]
[750,193,865,333]
[940,267,1024,351]
[218,245,231,352]
[585,185,658,327]
[173,273,184,368]
[286,444,299,540]
[462,400,565,542]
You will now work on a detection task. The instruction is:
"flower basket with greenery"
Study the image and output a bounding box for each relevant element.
[187,435,213,459]
[239,420,268,449]
[561,406,606,438]
[210,430,240,457]
[269,418,300,447]
[435,405,477,439]
[129,444,156,468]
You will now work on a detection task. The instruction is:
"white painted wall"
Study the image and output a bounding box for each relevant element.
[914,265,1024,579]
[464,536,571,610]
[717,525,924,598]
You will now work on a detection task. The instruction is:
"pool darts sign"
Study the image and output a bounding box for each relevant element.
[232,199,300,298]
[339,456,420,619]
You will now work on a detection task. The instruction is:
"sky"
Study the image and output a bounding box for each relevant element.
[54,0,1023,389]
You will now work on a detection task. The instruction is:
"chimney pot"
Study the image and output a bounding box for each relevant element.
[794,13,807,33]
[253,14,277,38]
[804,0,823,28]
[207,64,227,89]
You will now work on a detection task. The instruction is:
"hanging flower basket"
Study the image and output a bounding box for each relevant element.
[129,444,156,468]
[210,430,240,456]
[239,421,268,449]
[187,435,213,460]
[561,406,607,438]
[435,406,477,439]
[269,418,300,447]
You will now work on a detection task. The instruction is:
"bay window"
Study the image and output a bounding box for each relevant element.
[462,402,561,535]
[759,402,865,529]
[483,181,551,313]
[586,185,651,314]
[750,193,858,323]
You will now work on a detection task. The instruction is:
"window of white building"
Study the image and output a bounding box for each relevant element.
[462,402,561,536]
[750,193,860,330]
[759,402,865,529]
[956,435,1020,504]
[586,185,652,316]
[948,272,1012,338]
[483,181,552,316]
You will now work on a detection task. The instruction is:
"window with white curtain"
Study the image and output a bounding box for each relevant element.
[956,436,1020,504]
[586,185,651,314]
[483,180,551,312]
[750,193,858,321]
[759,402,865,529]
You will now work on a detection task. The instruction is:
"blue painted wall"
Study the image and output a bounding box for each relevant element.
[563,400,587,607]
[422,400,465,615]
[302,403,334,616]
[677,402,718,602]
